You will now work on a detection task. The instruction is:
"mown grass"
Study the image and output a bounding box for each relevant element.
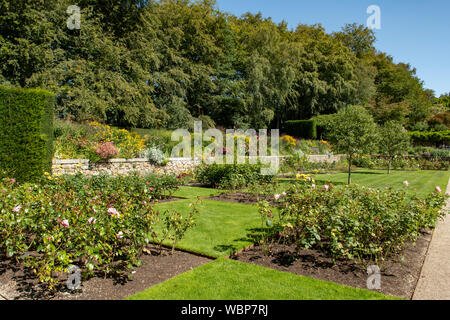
[153,197,263,258]
[309,169,449,197]
[127,258,401,300]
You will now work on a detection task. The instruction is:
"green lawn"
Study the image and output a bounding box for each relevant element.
[127,258,400,300]
[154,197,262,258]
[309,170,449,197]
[132,171,445,301]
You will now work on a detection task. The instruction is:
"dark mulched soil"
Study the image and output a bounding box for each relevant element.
[232,232,432,300]
[206,192,272,205]
[151,196,185,204]
[0,246,211,300]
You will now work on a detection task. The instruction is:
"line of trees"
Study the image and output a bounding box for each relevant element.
[0,0,446,130]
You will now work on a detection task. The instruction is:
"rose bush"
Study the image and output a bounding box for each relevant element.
[0,173,195,290]
[259,181,448,266]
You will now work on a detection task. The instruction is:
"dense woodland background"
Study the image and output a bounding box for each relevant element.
[0,0,449,131]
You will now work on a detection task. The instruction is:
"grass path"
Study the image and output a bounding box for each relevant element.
[127,259,400,300]
[154,199,262,258]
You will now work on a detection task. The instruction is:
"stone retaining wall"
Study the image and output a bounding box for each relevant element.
[52,155,345,176]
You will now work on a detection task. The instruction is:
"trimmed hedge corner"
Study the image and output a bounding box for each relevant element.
[284,120,317,139]
[0,85,54,182]
[408,130,450,146]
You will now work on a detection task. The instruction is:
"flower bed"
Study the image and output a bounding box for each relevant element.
[259,180,448,266]
[0,173,196,290]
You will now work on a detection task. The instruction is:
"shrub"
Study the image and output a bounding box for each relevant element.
[195,163,274,189]
[93,141,119,160]
[408,130,450,146]
[0,85,54,182]
[259,182,447,266]
[88,121,146,158]
[311,114,337,140]
[284,120,317,139]
[0,173,194,290]
[146,147,167,165]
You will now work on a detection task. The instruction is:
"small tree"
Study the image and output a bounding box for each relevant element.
[379,121,410,174]
[328,106,378,184]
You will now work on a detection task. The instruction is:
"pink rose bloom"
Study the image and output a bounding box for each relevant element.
[403,181,409,187]
[88,217,96,224]
[282,192,287,196]
[13,205,22,212]
[149,187,154,191]
[61,219,69,228]
[306,177,311,182]
[108,208,120,218]
[311,184,316,189]
[323,185,329,191]
[117,231,124,239]
[146,181,149,185]
[10,179,15,184]
[274,194,281,200]
[435,186,442,193]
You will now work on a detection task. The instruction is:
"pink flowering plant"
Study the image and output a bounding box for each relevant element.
[90,141,119,162]
[258,182,448,266]
[0,174,195,291]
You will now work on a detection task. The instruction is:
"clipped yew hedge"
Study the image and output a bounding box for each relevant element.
[0,86,54,181]
[284,120,317,139]
[408,130,450,146]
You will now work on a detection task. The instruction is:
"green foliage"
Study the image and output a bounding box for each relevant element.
[408,131,450,146]
[428,112,450,130]
[379,121,411,173]
[0,2,436,129]
[195,163,274,189]
[0,173,193,289]
[284,120,317,139]
[328,106,378,183]
[311,114,337,139]
[146,147,167,166]
[0,85,54,182]
[260,183,447,266]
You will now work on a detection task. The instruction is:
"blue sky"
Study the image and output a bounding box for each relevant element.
[216,0,450,97]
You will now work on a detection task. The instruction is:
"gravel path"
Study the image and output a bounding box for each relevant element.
[413,178,450,300]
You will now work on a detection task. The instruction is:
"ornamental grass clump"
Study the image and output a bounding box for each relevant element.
[258,181,448,266]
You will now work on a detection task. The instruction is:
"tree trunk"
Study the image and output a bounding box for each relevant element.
[388,159,391,174]
[348,156,352,185]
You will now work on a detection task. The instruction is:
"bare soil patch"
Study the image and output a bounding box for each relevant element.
[0,246,210,300]
[206,192,272,205]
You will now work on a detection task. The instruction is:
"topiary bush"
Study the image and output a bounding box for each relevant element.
[0,85,54,182]
[284,120,317,139]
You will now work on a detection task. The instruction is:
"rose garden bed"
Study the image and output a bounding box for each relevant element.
[0,170,448,300]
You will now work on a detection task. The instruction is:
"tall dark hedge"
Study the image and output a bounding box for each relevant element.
[284,120,317,139]
[0,86,54,182]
